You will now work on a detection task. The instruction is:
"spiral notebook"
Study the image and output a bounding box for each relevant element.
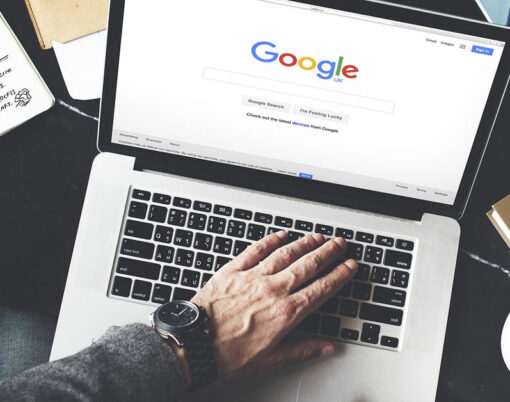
[0,13,54,136]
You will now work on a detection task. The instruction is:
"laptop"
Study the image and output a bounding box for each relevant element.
[50,0,510,400]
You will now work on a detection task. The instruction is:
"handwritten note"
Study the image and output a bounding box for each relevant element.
[0,13,54,135]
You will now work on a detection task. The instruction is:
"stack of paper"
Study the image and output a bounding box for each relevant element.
[487,194,510,247]
[0,13,54,136]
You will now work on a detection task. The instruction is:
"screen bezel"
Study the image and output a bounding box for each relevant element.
[98,0,510,220]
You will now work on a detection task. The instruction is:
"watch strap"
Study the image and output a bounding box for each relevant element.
[186,335,218,390]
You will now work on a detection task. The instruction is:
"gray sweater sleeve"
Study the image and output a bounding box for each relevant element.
[0,323,187,402]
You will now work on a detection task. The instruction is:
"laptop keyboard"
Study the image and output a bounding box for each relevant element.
[108,187,416,351]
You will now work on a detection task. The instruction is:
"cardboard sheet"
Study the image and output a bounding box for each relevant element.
[24,0,109,49]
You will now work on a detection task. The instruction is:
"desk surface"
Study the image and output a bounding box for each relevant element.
[0,0,509,400]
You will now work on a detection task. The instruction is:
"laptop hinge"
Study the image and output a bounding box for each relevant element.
[134,155,424,222]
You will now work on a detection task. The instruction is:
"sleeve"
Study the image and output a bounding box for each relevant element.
[0,323,187,402]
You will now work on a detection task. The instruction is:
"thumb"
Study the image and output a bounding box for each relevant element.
[255,337,336,372]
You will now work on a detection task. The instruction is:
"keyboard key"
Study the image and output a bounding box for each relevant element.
[267,227,281,235]
[227,220,246,238]
[391,270,410,288]
[354,263,370,281]
[352,282,372,300]
[321,316,340,337]
[356,232,374,243]
[370,266,390,284]
[254,212,273,224]
[275,216,293,228]
[295,220,313,232]
[288,231,304,242]
[193,201,211,212]
[360,303,403,326]
[152,284,172,304]
[148,205,167,223]
[173,287,196,301]
[116,257,160,280]
[168,209,187,227]
[381,336,399,348]
[361,322,380,344]
[213,205,232,216]
[337,281,352,297]
[341,328,359,340]
[187,213,207,230]
[376,235,394,247]
[315,224,333,236]
[181,269,200,288]
[131,280,152,301]
[214,256,232,271]
[162,266,180,284]
[128,201,148,219]
[339,299,359,317]
[173,197,191,208]
[152,193,171,205]
[247,224,265,241]
[234,208,253,220]
[297,313,320,333]
[319,298,339,314]
[195,253,214,270]
[173,229,193,248]
[335,228,354,239]
[213,237,233,255]
[154,225,173,244]
[112,276,131,297]
[384,250,412,269]
[155,245,175,263]
[373,287,406,307]
[193,233,213,251]
[132,189,151,201]
[124,220,153,240]
[345,242,363,260]
[233,240,251,256]
[175,249,194,267]
[396,239,414,251]
[121,238,154,260]
[207,216,226,234]
[201,273,213,288]
[364,246,383,264]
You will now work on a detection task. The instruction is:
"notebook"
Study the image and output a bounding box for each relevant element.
[0,13,54,136]
[487,194,510,248]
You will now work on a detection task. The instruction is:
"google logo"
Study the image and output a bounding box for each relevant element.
[251,41,359,80]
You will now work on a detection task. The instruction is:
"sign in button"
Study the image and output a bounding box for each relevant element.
[471,45,494,56]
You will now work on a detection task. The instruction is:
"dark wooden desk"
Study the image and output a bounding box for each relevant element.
[0,0,509,400]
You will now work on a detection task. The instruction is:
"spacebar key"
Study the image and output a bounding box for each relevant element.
[120,238,155,259]
[360,303,403,326]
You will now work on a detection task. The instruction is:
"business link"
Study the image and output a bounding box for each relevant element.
[246,112,339,134]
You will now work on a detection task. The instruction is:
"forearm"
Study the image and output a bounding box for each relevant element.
[0,323,186,402]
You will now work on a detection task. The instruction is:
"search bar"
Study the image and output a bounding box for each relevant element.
[203,67,395,114]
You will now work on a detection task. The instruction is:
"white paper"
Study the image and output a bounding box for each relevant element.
[53,30,107,100]
[0,13,54,135]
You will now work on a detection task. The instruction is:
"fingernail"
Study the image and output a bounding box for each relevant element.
[345,259,358,271]
[320,345,335,357]
[312,233,324,243]
[275,230,287,239]
[333,237,346,247]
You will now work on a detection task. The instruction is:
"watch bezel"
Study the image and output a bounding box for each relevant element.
[153,300,201,334]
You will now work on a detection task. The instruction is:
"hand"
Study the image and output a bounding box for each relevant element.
[191,231,358,379]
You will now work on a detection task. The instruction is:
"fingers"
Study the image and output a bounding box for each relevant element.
[256,233,325,276]
[255,337,335,372]
[274,237,348,292]
[286,259,357,321]
[228,231,288,271]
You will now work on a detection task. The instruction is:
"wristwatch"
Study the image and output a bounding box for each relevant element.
[150,300,217,390]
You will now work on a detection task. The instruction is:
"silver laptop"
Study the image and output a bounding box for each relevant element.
[50,0,510,401]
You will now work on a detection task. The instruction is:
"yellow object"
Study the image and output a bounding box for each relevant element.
[487,194,510,248]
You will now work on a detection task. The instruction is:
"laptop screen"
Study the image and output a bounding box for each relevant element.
[111,0,505,206]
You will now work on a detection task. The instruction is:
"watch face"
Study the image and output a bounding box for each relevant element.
[157,301,199,329]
